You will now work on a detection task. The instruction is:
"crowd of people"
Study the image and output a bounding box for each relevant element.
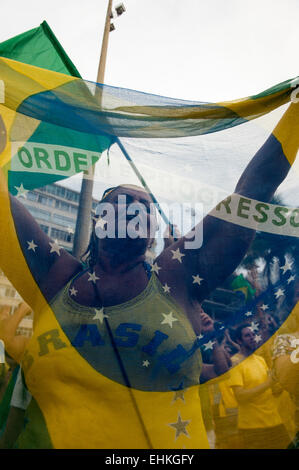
[198,274,299,449]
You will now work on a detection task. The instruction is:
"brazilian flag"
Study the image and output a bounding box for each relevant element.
[0,23,298,450]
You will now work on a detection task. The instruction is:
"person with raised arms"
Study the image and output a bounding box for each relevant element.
[0,101,298,449]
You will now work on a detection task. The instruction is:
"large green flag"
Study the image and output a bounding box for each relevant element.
[0,22,113,193]
[0,21,81,77]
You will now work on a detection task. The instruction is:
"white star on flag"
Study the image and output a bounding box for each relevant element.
[69,287,77,296]
[162,283,171,293]
[88,271,100,283]
[161,311,178,328]
[249,321,259,333]
[245,311,253,317]
[254,334,262,343]
[260,304,269,311]
[171,248,185,263]
[49,240,61,256]
[151,262,161,274]
[172,388,185,403]
[274,288,285,299]
[169,412,191,440]
[192,275,203,286]
[280,260,293,275]
[203,340,215,351]
[197,334,204,340]
[287,275,295,284]
[93,308,109,323]
[27,240,37,252]
[142,360,150,367]
[14,183,28,198]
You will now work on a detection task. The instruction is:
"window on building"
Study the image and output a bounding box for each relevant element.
[55,199,78,215]
[62,202,70,212]
[41,184,80,205]
[52,213,76,227]
[59,201,70,212]
[65,189,79,203]
[51,228,73,243]
[56,186,66,198]
[40,224,49,234]
[43,185,54,195]
[38,195,54,207]
[27,191,38,202]
[44,184,66,198]
[23,204,51,222]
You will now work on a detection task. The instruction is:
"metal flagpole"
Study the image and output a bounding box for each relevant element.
[115,137,175,233]
[73,1,175,259]
[73,0,114,259]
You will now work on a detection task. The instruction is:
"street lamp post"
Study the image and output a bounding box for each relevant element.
[72,1,125,259]
[96,0,113,85]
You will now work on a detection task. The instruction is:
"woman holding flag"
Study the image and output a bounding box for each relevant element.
[0,71,298,448]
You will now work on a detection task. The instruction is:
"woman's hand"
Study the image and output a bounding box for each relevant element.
[0,302,31,363]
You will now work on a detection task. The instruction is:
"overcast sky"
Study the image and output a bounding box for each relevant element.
[1,0,298,102]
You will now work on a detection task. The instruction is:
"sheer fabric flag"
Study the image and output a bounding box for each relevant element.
[0,54,298,449]
[0,56,297,195]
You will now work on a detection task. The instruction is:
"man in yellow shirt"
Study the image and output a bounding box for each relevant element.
[229,324,290,449]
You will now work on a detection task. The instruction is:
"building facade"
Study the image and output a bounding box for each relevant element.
[23,183,98,252]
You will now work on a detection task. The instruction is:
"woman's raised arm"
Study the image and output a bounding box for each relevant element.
[157,102,299,304]
[0,169,80,306]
